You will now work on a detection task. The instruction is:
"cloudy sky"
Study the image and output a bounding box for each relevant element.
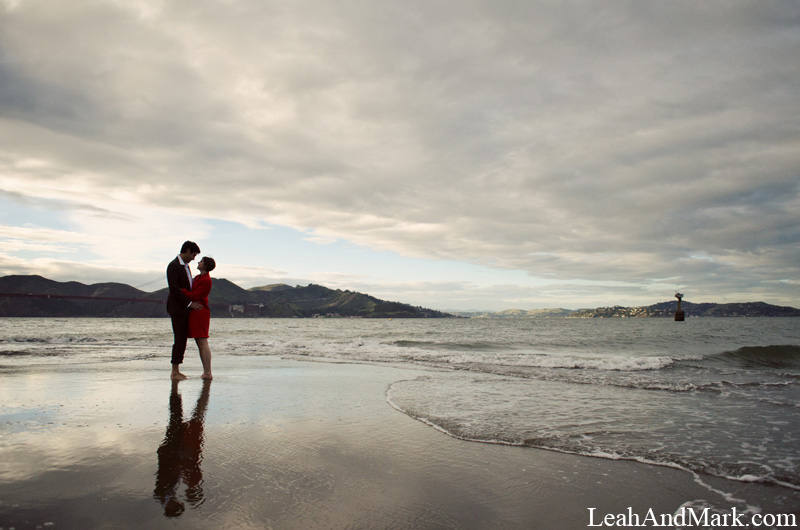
[1,1,798,311]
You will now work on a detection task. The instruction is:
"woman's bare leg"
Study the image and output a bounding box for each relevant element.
[196,338,212,380]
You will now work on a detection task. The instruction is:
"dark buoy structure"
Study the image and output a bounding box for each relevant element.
[674,292,685,321]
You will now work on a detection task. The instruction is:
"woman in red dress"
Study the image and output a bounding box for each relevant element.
[181,257,215,380]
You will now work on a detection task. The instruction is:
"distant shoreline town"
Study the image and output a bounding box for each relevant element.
[0,275,798,318]
[455,301,800,318]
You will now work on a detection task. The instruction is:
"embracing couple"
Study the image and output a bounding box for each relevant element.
[167,241,216,381]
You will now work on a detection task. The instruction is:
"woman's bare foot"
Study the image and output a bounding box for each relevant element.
[171,372,188,380]
[196,339,212,381]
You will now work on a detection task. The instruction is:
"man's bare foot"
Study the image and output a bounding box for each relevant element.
[201,373,213,380]
[171,372,188,380]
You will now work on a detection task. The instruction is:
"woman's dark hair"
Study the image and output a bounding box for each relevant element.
[201,257,216,272]
[181,241,201,253]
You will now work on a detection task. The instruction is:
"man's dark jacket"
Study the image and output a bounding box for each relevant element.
[166,257,192,316]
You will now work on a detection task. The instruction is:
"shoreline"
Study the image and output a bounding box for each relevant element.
[388,388,800,497]
[1,356,798,528]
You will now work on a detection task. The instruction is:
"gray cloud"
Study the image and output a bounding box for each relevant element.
[1,0,799,306]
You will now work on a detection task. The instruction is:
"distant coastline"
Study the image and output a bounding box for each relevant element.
[0,275,798,318]
[455,301,800,318]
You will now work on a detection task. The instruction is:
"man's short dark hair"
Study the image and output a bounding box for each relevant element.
[181,241,200,254]
[202,257,216,272]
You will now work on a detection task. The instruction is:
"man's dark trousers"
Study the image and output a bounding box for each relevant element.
[170,314,190,365]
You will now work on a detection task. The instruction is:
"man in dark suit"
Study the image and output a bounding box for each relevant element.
[167,241,202,380]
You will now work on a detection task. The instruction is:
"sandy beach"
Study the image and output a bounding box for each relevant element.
[1,356,798,529]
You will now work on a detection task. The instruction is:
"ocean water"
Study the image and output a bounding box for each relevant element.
[2,316,799,493]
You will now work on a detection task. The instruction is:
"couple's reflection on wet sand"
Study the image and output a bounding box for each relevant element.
[154,379,211,517]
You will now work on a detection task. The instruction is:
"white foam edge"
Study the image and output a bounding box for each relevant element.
[386,380,800,513]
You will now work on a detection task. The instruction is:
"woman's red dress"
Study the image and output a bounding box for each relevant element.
[182,274,212,339]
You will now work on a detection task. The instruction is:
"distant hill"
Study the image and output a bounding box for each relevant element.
[0,275,165,318]
[232,282,451,319]
[0,275,452,319]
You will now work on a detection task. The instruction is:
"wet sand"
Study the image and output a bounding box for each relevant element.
[1,357,798,529]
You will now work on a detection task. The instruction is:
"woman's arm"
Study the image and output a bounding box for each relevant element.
[182,276,211,302]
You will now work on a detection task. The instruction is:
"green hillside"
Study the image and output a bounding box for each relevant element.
[0,275,452,319]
